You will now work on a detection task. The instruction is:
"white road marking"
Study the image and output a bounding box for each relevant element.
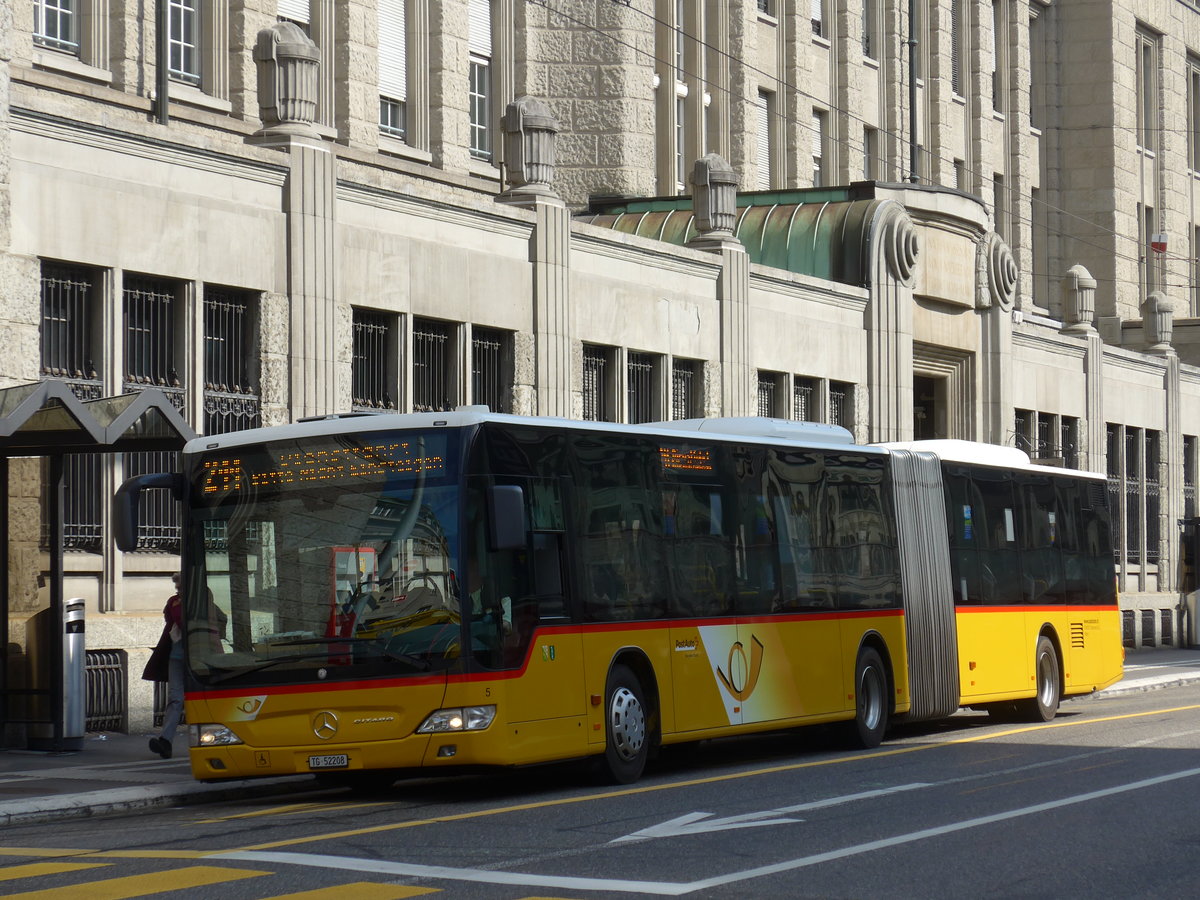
[213,766,1200,896]
[611,783,930,842]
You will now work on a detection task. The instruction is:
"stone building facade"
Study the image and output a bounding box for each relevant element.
[3,0,1200,733]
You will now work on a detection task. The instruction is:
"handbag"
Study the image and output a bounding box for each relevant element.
[141,627,172,682]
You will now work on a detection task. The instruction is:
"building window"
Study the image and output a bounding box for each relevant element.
[993,174,1006,239]
[472,326,510,413]
[204,287,260,434]
[951,0,964,97]
[1185,435,1197,520]
[862,0,876,59]
[378,0,407,140]
[757,372,782,417]
[1029,9,1045,131]
[412,317,453,412]
[757,91,773,190]
[793,376,816,420]
[277,0,310,26]
[1135,29,1157,156]
[40,262,101,552]
[1014,408,1034,453]
[34,0,77,53]
[582,344,612,422]
[123,275,183,552]
[1137,203,1156,297]
[468,0,492,161]
[352,309,395,412]
[758,0,773,14]
[168,0,201,85]
[812,110,826,187]
[1189,60,1200,173]
[1060,415,1079,469]
[990,0,1004,112]
[672,359,699,419]
[811,0,824,38]
[829,380,852,428]
[627,352,657,424]
[1145,429,1160,564]
[863,127,877,181]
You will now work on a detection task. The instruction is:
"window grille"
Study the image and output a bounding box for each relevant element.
[672,360,697,420]
[168,0,201,85]
[1145,430,1160,564]
[756,374,777,418]
[1185,435,1197,520]
[794,377,816,421]
[627,352,655,425]
[204,288,260,434]
[472,327,508,413]
[1014,408,1033,453]
[1107,424,1122,564]
[1036,413,1051,458]
[582,345,609,422]
[352,310,395,411]
[1061,416,1079,469]
[35,0,78,52]
[1122,609,1135,648]
[413,318,453,412]
[1140,609,1155,647]
[830,381,851,428]
[123,450,182,552]
[1125,428,1141,566]
[123,276,182,551]
[40,262,102,552]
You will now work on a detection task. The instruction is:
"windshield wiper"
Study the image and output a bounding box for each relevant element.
[273,636,430,670]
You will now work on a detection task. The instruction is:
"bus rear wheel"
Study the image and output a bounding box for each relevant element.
[846,646,889,749]
[1017,635,1061,722]
[603,665,649,784]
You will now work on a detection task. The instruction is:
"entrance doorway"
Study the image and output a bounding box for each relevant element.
[913,375,946,440]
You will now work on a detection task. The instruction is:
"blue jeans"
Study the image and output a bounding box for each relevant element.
[160,654,184,742]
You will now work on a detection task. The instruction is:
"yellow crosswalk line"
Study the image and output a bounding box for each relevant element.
[2,865,269,899]
[260,883,439,899]
[0,863,110,882]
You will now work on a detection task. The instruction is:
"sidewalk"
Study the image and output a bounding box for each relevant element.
[2,646,1199,828]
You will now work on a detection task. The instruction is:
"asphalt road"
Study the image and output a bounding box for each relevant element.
[3,684,1200,899]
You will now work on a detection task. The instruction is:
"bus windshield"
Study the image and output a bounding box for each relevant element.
[186,429,463,687]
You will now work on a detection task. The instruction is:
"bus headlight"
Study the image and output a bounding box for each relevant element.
[416,705,496,733]
[189,724,244,747]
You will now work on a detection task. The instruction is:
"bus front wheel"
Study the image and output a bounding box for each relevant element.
[603,665,649,784]
[847,646,889,749]
[1017,635,1061,722]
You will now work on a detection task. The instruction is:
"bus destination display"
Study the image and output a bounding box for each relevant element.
[201,440,446,495]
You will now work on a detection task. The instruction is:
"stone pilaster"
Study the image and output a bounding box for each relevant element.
[865,200,919,442]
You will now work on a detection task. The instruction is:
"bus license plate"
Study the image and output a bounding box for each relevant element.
[308,754,349,769]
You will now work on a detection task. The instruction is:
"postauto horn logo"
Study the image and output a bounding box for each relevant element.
[715,635,765,702]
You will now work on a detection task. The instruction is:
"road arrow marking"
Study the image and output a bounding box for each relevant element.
[611,782,931,843]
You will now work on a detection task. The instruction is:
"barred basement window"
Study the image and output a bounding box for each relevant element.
[1014,408,1034,454]
[1061,416,1079,469]
[352,310,395,411]
[204,288,260,434]
[472,327,509,413]
[1145,429,1160,564]
[1106,424,1121,565]
[627,352,656,425]
[413,318,453,412]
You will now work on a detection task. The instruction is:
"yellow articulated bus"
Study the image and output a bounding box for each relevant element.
[115,411,1123,785]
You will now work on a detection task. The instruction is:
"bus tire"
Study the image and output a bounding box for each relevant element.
[1017,635,1061,722]
[603,664,649,784]
[847,646,889,749]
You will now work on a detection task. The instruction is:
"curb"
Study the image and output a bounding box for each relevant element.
[0,775,322,828]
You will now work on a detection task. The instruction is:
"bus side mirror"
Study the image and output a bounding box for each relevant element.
[114,473,186,552]
[488,484,527,551]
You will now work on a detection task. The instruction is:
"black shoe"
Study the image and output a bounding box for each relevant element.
[149,737,172,759]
